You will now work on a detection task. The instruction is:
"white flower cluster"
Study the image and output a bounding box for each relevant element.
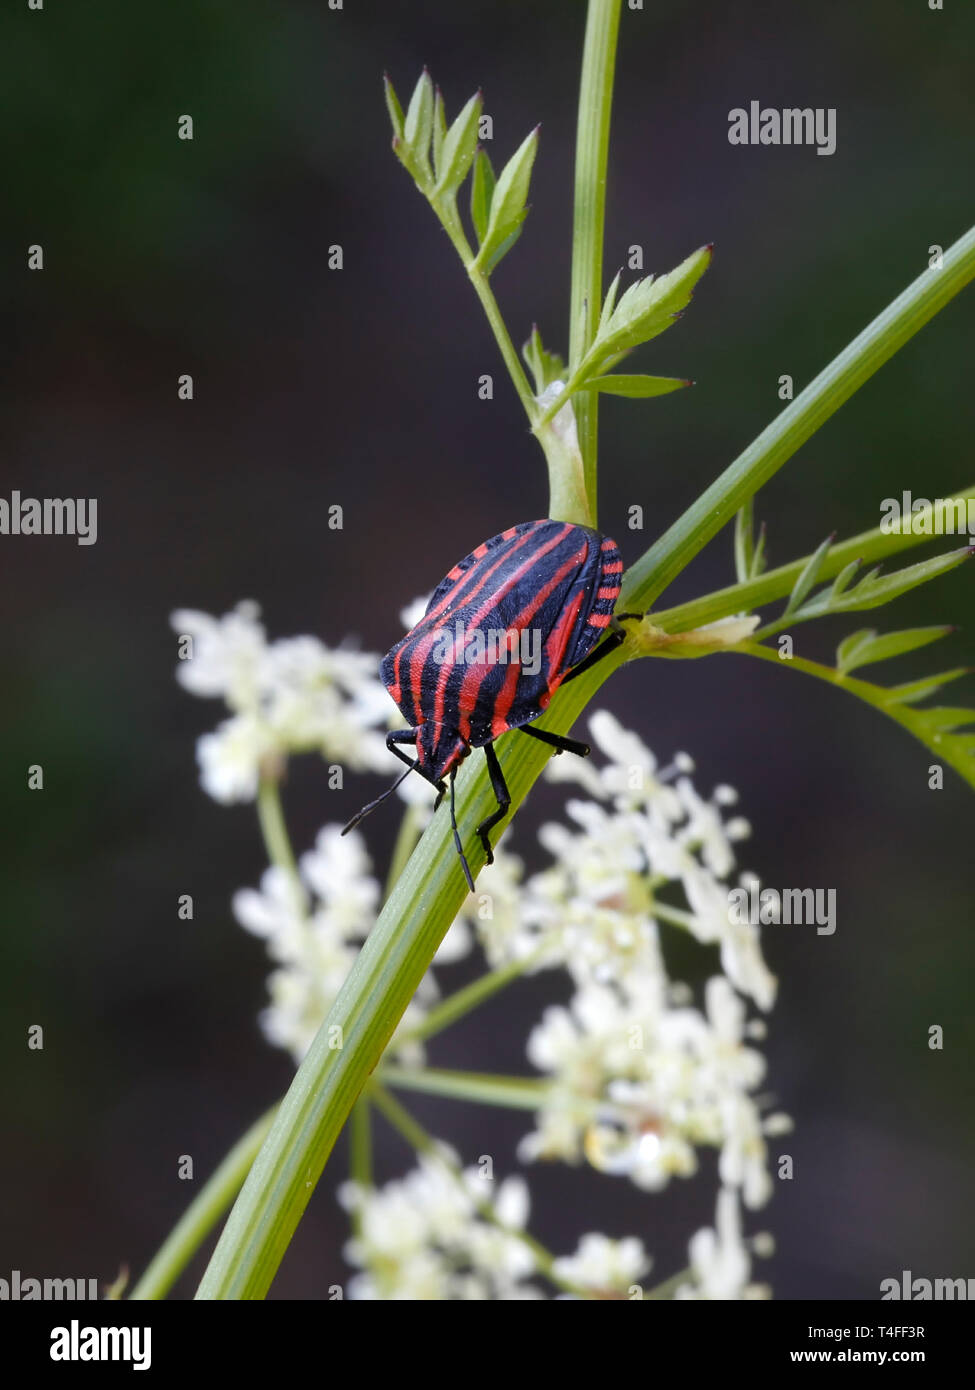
[340,1154,768,1300]
[170,602,393,803]
[233,825,432,1065]
[675,1188,773,1300]
[456,712,786,1205]
[174,603,786,1297]
[339,1149,652,1301]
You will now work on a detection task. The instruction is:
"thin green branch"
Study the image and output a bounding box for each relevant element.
[368,1083,590,1299]
[622,225,975,612]
[644,1266,693,1300]
[735,640,975,791]
[194,63,975,1311]
[377,1065,551,1110]
[398,946,550,1045]
[129,1107,276,1301]
[257,774,307,916]
[568,0,623,518]
[650,486,975,635]
[384,803,424,900]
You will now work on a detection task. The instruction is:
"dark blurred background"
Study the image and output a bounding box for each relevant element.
[2,0,973,1301]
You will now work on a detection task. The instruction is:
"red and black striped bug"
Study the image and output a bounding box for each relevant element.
[342,518,640,890]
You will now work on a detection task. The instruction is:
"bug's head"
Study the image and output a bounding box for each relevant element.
[415,721,469,784]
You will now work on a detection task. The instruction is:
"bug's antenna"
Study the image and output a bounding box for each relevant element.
[449,766,475,893]
[341,760,418,837]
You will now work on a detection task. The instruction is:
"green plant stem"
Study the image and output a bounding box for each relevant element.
[467,263,540,423]
[398,946,549,1044]
[349,1096,372,1187]
[733,640,975,790]
[257,774,307,915]
[368,1082,590,1298]
[436,199,595,522]
[568,0,622,519]
[129,1107,276,1301]
[622,225,975,613]
[377,1065,551,1110]
[195,106,975,1319]
[384,803,424,900]
[644,1266,693,1300]
[435,209,539,425]
[649,485,975,635]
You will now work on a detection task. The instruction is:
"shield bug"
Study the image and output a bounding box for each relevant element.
[343,518,639,889]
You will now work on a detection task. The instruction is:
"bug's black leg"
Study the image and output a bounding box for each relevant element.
[385,727,422,769]
[433,779,448,812]
[518,724,591,758]
[476,741,511,865]
[341,728,420,835]
[449,767,476,893]
[561,612,644,685]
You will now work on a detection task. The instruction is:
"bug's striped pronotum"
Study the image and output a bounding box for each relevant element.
[343,519,640,888]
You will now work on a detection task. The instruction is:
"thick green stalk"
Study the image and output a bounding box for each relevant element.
[194,68,975,1314]
[568,0,622,520]
[622,225,975,612]
[194,670,607,1299]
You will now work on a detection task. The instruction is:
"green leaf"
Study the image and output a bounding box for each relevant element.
[784,534,834,616]
[435,91,482,197]
[432,87,447,177]
[584,244,712,371]
[827,558,863,601]
[482,209,528,275]
[752,522,768,581]
[589,373,693,398]
[475,126,539,272]
[734,499,754,584]
[755,545,972,642]
[884,668,971,706]
[383,73,405,142]
[522,325,567,395]
[622,227,975,616]
[597,270,622,338]
[469,147,496,246]
[802,547,973,622]
[733,499,768,585]
[403,69,434,183]
[835,625,952,676]
[739,642,975,792]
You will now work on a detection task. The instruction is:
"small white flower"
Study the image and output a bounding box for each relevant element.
[552,1233,651,1294]
[341,1160,542,1300]
[676,1188,769,1300]
[171,602,266,708]
[196,714,277,804]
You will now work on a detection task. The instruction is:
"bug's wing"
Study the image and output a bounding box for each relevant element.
[421,520,544,619]
[381,520,549,726]
[462,524,608,743]
[471,532,623,741]
[559,533,623,670]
